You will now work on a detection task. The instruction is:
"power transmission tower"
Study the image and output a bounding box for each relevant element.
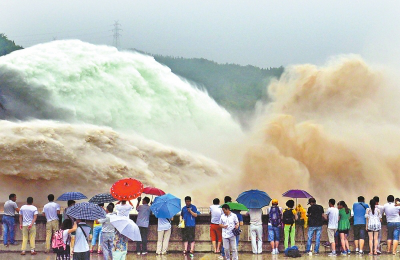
[112,21,122,49]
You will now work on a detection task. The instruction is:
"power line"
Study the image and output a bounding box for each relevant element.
[112,21,122,49]
[6,26,105,39]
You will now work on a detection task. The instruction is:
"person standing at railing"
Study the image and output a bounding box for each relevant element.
[43,194,61,253]
[19,197,38,255]
[181,196,199,258]
[353,196,369,255]
[3,193,19,247]
[383,195,400,255]
[136,196,151,255]
[210,198,223,254]
[220,204,239,260]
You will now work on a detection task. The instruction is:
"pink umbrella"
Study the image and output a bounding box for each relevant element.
[143,187,166,196]
[142,187,165,202]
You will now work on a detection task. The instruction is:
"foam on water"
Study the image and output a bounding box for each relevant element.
[0,40,242,156]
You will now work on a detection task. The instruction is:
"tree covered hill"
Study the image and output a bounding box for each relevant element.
[152,54,284,113]
[0,34,23,56]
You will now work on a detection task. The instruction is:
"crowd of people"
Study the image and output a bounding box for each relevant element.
[206,195,400,259]
[2,193,400,260]
[2,194,154,260]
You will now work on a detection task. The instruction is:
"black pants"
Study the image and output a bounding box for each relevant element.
[137,227,149,252]
[56,245,70,260]
[73,251,90,260]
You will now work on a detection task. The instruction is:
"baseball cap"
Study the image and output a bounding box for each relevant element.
[271,199,278,204]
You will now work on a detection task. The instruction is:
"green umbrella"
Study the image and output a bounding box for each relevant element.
[220,202,249,211]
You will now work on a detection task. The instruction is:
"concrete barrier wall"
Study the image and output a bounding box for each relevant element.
[0,214,388,252]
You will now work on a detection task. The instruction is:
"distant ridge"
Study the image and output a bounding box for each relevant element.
[131,49,284,113]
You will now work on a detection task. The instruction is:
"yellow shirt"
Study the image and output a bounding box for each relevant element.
[93,220,102,227]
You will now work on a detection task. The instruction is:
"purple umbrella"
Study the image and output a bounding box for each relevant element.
[282,189,313,205]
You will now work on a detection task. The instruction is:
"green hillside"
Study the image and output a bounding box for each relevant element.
[0,34,23,56]
[153,55,284,113]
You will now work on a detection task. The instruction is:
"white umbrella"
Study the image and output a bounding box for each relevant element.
[109,215,141,241]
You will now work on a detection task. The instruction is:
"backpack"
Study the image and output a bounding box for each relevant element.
[269,206,282,227]
[52,229,67,253]
[286,246,301,258]
[283,209,295,225]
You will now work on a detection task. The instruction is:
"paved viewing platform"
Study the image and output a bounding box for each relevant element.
[0,214,389,253]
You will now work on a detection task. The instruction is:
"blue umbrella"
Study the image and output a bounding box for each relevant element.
[66,202,106,220]
[57,192,87,201]
[236,189,272,209]
[150,193,181,219]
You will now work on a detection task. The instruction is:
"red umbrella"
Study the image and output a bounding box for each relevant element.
[111,178,143,201]
[143,187,166,196]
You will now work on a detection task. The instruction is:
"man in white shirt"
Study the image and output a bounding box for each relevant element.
[43,194,61,253]
[19,197,38,255]
[383,195,400,254]
[324,198,339,256]
[70,219,92,260]
[219,204,239,260]
[247,208,263,254]
[3,193,19,246]
[116,200,133,217]
[98,204,116,260]
[210,198,223,253]
[374,196,384,254]
[156,218,172,255]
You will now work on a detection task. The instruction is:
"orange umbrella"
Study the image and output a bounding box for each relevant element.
[111,178,143,201]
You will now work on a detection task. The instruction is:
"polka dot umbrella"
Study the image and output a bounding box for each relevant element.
[110,178,143,201]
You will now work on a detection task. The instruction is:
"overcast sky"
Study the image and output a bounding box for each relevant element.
[1,1,400,68]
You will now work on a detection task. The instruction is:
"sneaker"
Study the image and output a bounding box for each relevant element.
[271,250,276,255]
[377,250,382,254]
[341,252,347,256]
[21,251,26,255]
[137,252,141,255]
[31,250,37,255]
[218,256,224,259]
[359,251,364,255]
[328,253,337,256]
[308,252,312,256]
[314,252,319,256]
[142,252,148,255]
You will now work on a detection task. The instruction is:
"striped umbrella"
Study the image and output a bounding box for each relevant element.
[89,193,116,204]
[57,192,87,201]
[66,202,106,220]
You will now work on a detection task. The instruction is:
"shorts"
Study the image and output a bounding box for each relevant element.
[327,228,337,243]
[73,251,90,260]
[353,224,366,240]
[387,222,400,241]
[210,224,222,242]
[268,225,280,242]
[182,226,195,242]
[338,229,349,235]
